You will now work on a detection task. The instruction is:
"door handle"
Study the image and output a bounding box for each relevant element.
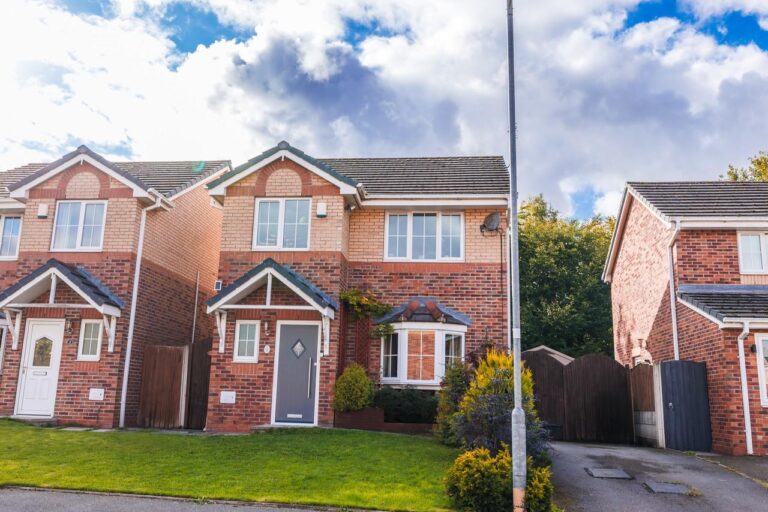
[307,357,312,398]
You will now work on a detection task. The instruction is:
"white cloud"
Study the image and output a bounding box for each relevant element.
[681,0,768,19]
[759,17,768,31]
[1,0,768,219]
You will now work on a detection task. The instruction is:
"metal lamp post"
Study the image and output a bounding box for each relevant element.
[505,0,527,509]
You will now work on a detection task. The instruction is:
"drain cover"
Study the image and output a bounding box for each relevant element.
[645,481,690,494]
[585,468,632,479]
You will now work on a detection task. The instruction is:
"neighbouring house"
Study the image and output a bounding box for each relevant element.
[0,145,228,428]
[604,181,768,456]
[204,141,509,431]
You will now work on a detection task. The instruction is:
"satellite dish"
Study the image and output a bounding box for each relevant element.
[480,212,501,232]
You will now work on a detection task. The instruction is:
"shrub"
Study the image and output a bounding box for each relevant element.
[452,350,549,465]
[373,386,438,423]
[435,362,471,445]
[332,364,373,412]
[445,448,557,512]
[445,446,511,512]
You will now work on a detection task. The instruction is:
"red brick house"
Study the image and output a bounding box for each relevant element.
[0,145,228,428]
[204,141,509,431]
[604,181,768,455]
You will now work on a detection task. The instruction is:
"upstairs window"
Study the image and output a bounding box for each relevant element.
[385,212,464,261]
[0,215,21,260]
[51,200,107,251]
[739,233,768,273]
[253,198,310,250]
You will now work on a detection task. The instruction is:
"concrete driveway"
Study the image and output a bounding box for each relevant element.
[551,442,767,511]
[0,488,359,512]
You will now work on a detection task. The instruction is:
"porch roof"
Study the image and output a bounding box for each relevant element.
[677,284,768,322]
[0,258,125,312]
[375,297,471,326]
[206,258,338,313]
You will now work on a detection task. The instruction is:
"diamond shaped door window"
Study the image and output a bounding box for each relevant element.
[292,339,305,358]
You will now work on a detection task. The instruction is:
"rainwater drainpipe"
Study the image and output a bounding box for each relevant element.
[737,321,754,455]
[118,193,167,428]
[667,220,681,360]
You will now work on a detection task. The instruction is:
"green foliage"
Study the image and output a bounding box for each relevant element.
[340,288,391,320]
[373,386,438,423]
[445,447,557,512]
[332,364,373,412]
[723,151,768,181]
[445,446,511,512]
[519,195,614,356]
[369,323,395,339]
[435,362,472,445]
[452,350,549,465]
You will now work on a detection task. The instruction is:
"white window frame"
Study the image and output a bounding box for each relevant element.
[252,198,312,251]
[756,333,768,407]
[380,323,467,387]
[234,320,260,363]
[50,200,108,252]
[77,320,103,362]
[0,214,22,261]
[384,212,464,262]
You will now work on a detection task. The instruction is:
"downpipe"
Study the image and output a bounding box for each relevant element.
[737,322,754,455]
[667,220,681,360]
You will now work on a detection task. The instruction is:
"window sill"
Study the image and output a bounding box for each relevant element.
[252,247,310,252]
[50,249,104,253]
[381,381,441,390]
[233,359,259,364]
[382,258,465,264]
[76,357,100,363]
[0,257,18,262]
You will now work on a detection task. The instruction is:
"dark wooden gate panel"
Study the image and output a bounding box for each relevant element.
[138,345,184,429]
[522,351,566,440]
[629,364,657,446]
[661,361,712,452]
[185,338,212,430]
[563,354,634,444]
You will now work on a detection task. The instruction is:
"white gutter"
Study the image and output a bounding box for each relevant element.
[118,193,166,428]
[667,220,681,360]
[737,322,754,455]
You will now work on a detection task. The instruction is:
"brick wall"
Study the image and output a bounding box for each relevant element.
[676,230,741,284]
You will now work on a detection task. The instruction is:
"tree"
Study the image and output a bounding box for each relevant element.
[518,195,614,356]
[723,152,768,181]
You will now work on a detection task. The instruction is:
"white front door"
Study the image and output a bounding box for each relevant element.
[16,319,65,417]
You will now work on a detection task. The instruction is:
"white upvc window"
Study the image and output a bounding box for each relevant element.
[384,212,464,262]
[51,200,107,251]
[0,215,21,260]
[756,334,768,407]
[253,198,311,250]
[234,320,260,363]
[77,320,102,361]
[380,324,466,386]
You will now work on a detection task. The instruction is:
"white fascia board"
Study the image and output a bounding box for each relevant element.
[206,267,332,318]
[625,187,671,226]
[9,154,150,200]
[208,150,358,197]
[602,189,633,283]
[361,198,508,208]
[676,218,768,229]
[0,198,25,212]
[390,321,468,333]
[168,165,232,201]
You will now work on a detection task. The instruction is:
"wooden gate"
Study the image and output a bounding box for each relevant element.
[661,361,712,452]
[562,354,634,444]
[522,351,566,440]
[185,338,212,430]
[138,345,185,429]
[629,364,657,446]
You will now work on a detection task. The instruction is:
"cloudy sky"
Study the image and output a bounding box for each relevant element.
[2,0,768,218]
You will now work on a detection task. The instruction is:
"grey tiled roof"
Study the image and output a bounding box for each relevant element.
[375,296,471,326]
[628,181,768,218]
[1,145,229,199]
[677,284,768,321]
[319,156,509,196]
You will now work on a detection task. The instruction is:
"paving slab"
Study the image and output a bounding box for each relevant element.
[645,481,690,494]
[585,468,632,479]
[59,427,91,431]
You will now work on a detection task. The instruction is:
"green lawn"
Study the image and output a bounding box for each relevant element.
[0,420,457,511]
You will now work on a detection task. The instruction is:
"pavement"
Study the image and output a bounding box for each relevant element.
[551,442,768,511]
[0,488,357,512]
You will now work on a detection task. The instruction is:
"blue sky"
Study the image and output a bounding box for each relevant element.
[2,0,768,219]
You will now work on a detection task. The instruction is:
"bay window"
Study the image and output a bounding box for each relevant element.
[380,325,465,386]
[385,212,464,261]
[253,198,311,250]
[739,232,768,273]
[0,215,21,259]
[51,200,107,251]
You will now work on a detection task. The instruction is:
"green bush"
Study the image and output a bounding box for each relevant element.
[435,362,471,445]
[445,448,557,512]
[445,446,511,512]
[332,364,373,412]
[373,386,438,423]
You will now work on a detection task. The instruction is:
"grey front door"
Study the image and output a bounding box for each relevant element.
[274,324,319,424]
